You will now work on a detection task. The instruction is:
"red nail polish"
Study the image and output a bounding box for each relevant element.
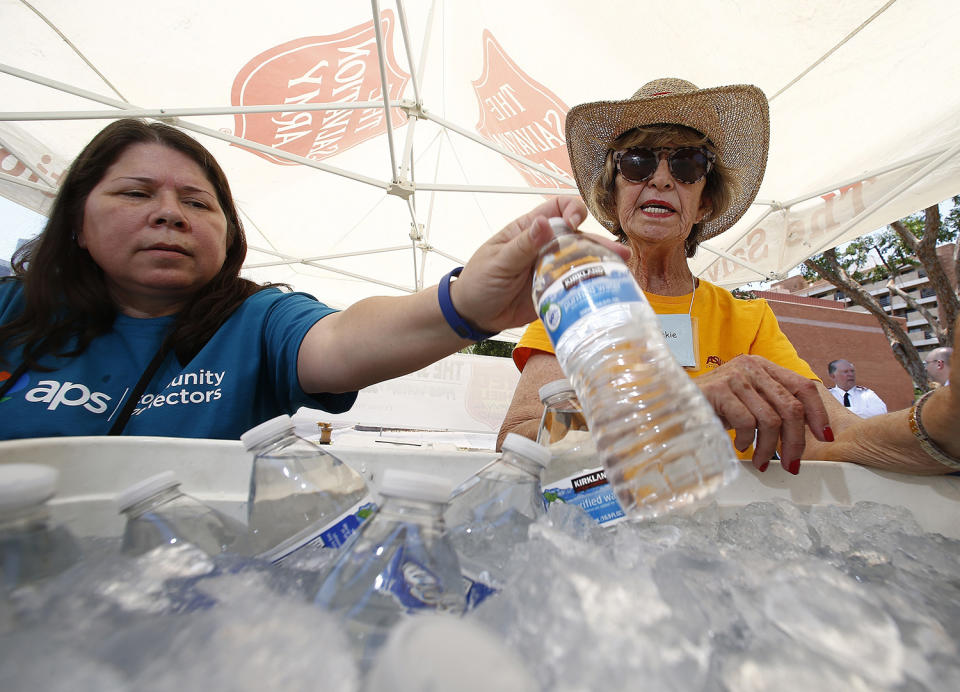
[787,458,801,475]
[758,460,770,472]
[823,426,834,442]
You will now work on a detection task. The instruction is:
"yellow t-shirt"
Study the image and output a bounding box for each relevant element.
[513,280,818,459]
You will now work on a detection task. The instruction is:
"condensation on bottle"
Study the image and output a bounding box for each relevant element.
[0,464,80,591]
[531,218,738,519]
[536,379,624,526]
[445,433,550,607]
[116,471,251,557]
[313,469,465,670]
[240,414,375,562]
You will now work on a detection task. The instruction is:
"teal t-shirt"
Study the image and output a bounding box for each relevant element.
[0,282,357,440]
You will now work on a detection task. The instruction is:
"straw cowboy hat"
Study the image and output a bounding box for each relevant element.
[565,77,770,242]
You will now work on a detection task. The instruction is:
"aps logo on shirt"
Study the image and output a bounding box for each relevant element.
[22,379,112,412]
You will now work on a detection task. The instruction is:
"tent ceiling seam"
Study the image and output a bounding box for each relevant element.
[19,0,128,104]
[770,0,898,101]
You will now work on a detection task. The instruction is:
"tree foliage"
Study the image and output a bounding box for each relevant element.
[461,339,514,358]
[801,196,960,391]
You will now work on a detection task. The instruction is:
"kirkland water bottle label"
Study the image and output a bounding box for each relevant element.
[381,547,463,613]
[542,466,626,526]
[463,573,499,610]
[536,261,644,345]
[318,500,377,548]
[267,497,377,563]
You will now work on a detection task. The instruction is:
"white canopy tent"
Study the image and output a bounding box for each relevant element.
[2,0,959,341]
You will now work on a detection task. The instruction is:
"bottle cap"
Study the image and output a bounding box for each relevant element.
[501,433,551,468]
[538,378,575,403]
[116,471,180,513]
[379,469,453,503]
[547,217,572,234]
[0,464,58,513]
[240,414,295,450]
[367,614,539,692]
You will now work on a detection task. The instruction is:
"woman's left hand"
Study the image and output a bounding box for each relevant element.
[694,355,833,473]
[450,196,630,334]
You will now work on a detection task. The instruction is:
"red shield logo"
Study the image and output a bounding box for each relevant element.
[231,10,410,165]
[472,30,573,188]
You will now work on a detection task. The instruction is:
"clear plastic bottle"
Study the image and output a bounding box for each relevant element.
[537,378,595,457]
[444,433,550,607]
[532,218,738,519]
[446,433,550,528]
[117,471,251,557]
[536,380,624,526]
[0,464,80,591]
[241,414,375,562]
[314,469,465,670]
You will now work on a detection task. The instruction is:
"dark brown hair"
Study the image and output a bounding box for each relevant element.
[593,124,738,258]
[1,119,274,370]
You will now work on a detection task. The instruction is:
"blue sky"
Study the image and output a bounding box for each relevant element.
[0,196,46,263]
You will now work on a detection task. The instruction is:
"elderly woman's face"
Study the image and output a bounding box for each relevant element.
[78,142,228,316]
[614,148,710,250]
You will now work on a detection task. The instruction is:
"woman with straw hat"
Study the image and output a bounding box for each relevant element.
[500,78,960,476]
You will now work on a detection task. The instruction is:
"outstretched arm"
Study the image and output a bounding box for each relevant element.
[498,351,566,449]
[696,318,960,475]
[296,197,629,394]
[804,349,960,475]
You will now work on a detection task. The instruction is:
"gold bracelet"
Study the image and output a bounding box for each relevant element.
[908,390,960,471]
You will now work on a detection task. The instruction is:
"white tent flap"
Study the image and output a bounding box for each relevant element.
[1,0,959,306]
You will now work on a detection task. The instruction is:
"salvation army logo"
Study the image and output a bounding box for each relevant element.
[472,31,575,189]
[0,369,28,403]
[231,10,410,165]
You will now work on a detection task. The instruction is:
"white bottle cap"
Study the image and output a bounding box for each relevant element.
[379,469,453,503]
[501,433,551,468]
[240,414,295,450]
[0,464,58,513]
[116,471,180,513]
[367,614,539,692]
[538,378,575,403]
[547,217,572,234]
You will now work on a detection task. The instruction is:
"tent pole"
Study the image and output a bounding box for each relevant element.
[0,168,56,194]
[423,111,576,187]
[395,0,423,107]
[0,63,394,189]
[695,244,775,280]
[417,182,572,195]
[0,133,58,188]
[814,139,960,253]
[370,0,400,183]
[0,103,409,121]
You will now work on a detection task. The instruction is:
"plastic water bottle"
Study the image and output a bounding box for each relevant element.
[241,414,375,562]
[536,379,625,526]
[117,471,251,557]
[0,464,80,591]
[532,218,738,519]
[445,433,550,528]
[313,469,465,670]
[445,433,550,606]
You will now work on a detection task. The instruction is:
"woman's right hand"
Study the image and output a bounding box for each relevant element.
[693,355,833,473]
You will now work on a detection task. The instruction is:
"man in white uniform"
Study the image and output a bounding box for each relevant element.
[925,347,952,387]
[827,359,888,418]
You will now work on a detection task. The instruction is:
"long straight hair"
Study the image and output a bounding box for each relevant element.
[0,119,274,370]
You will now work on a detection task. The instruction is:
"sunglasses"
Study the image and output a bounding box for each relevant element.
[613,146,716,185]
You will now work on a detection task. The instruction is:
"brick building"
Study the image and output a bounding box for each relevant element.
[784,243,957,357]
[758,291,914,411]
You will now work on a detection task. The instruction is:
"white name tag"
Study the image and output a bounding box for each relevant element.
[658,313,696,367]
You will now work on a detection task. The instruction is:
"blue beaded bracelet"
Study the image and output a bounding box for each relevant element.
[437,267,496,342]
